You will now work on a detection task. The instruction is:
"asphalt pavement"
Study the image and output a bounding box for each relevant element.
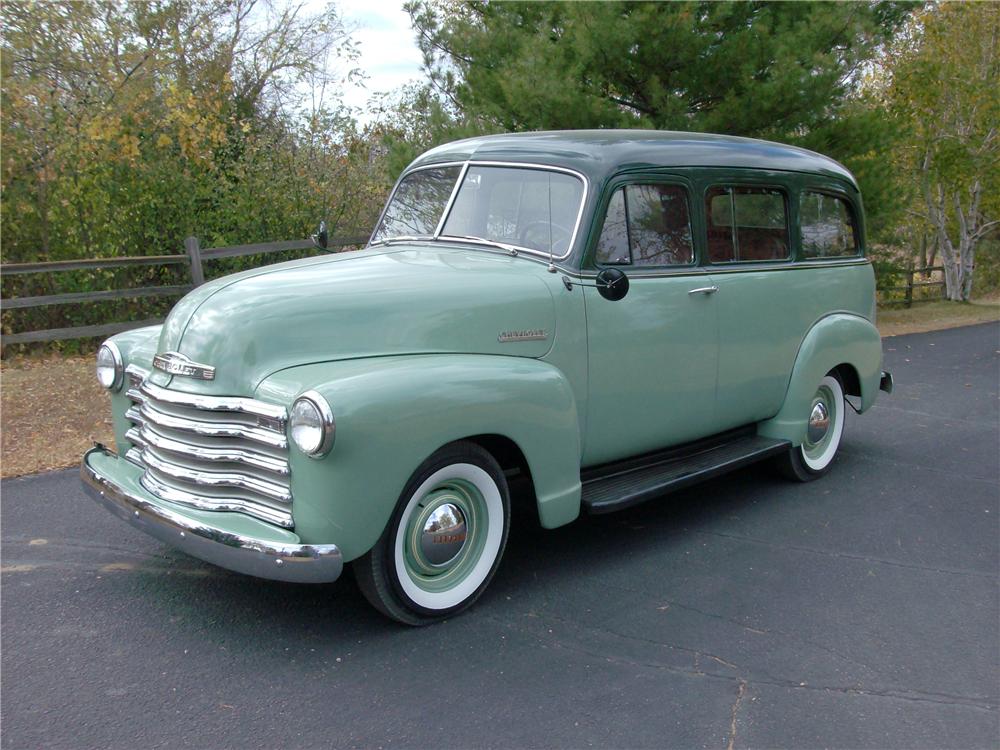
[2,322,998,749]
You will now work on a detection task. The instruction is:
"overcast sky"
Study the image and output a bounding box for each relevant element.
[335,0,425,120]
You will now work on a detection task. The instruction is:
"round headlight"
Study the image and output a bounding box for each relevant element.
[96,342,123,391]
[289,392,335,457]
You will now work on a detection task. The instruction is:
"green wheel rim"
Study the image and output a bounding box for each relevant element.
[401,478,489,594]
[803,384,837,461]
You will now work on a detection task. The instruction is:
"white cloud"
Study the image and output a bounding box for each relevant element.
[336,0,425,118]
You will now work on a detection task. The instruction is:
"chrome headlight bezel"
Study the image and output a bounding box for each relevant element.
[96,341,124,391]
[289,391,335,458]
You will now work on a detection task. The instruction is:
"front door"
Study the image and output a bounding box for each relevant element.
[581,179,719,467]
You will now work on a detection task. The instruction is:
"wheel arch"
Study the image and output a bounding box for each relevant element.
[831,362,862,398]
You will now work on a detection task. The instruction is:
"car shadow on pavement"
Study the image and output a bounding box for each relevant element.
[100,459,785,644]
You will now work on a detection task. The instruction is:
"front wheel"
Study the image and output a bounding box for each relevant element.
[776,374,846,482]
[354,441,510,625]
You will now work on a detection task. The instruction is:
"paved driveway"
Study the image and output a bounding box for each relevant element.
[2,323,998,749]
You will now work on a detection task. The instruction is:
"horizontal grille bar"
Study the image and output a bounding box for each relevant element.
[126,425,289,476]
[138,379,286,424]
[140,471,294,528]
[141,448,291,503]
[127,403,288,449]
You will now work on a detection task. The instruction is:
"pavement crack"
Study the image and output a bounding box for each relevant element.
[620,591,883,679]
[726,680,747,750]
[490,611,999,714]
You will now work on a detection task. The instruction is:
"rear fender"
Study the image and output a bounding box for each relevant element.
[758,313,882,446]
[255,355,582,561]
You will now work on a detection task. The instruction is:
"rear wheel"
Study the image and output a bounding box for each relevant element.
[354,441,510,625]
[776,374,845,482]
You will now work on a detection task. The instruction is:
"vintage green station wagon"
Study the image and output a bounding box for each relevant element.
[82,130,893,624]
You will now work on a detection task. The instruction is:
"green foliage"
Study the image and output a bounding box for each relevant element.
[1,0,391,350]
[402,0,914,231]
[878,2,1000,300]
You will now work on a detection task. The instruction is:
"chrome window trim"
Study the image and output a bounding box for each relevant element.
[369,161,467,246]
[369,160,591,262]
[436,161,590,261]
[433,162,471,236]
[137,379,286,423]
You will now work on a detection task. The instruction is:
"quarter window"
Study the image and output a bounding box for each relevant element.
[705,187,789,263]
[800,192,858,258]
[595,184,694,267]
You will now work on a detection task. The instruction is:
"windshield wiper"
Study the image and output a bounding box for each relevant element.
[368,236,431,248]
[444,234,524,256]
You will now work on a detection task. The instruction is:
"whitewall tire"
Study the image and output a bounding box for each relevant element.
[777,374,846,482]
[354,441,510,625]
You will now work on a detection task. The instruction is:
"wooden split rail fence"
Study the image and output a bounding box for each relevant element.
[879,266,947,308]
[0,234,367,345]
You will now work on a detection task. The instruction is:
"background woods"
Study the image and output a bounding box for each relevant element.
[2,0,998,351]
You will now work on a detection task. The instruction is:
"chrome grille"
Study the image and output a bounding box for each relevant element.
[124,365,293,528]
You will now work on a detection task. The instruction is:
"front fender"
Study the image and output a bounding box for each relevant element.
[758,313,882,446]
[255,355,582,561]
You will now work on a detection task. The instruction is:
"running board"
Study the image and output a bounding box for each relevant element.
[581,435,791,514]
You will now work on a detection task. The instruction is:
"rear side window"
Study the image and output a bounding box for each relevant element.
[595,184,694,266]
[800,192,858,258]
[705,187,789,263]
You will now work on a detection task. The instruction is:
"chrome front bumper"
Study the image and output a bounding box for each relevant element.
[81,447,343,584]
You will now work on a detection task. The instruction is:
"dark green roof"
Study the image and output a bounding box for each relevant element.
[410,130,857,190]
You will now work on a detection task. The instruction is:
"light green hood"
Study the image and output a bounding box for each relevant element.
[153,245,557,395]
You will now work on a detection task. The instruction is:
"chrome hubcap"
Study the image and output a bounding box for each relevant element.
[807,401,830,445]
[419,502,468,567]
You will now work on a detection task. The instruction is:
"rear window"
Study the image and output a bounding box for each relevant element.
[706,186,789,263]
[800,192,858,258]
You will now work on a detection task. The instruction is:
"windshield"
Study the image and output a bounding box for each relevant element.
[372,164,585,257]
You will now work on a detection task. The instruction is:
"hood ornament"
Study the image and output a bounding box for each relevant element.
[152,351,216,381]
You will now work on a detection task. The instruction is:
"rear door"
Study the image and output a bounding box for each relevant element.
[700,175,804,429]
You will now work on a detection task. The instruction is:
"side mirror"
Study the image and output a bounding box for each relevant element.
[312,220,328,251]
[596,267,629,301]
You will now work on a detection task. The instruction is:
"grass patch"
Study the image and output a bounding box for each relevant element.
[878,299,1000,337]
[1,356,115,478]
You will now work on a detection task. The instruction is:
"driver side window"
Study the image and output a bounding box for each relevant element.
[595,184,694,266]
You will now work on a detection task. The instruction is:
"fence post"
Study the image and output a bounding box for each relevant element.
[185,236,204,286]
[904,268,914,308]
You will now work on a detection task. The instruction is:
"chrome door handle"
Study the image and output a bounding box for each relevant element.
[688,286,719,295]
